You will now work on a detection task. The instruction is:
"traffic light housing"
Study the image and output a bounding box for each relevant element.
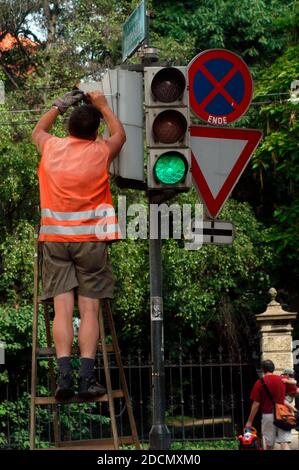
[78,70,144,189]
[144,66,191,190]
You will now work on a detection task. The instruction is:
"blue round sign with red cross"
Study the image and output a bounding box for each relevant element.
[187,49,253,125]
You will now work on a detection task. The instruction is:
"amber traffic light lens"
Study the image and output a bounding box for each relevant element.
[153,110,187,144]
[151,67,186,103]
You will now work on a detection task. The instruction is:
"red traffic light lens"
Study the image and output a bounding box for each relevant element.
[153,110,187,144]
[151,67,186,103]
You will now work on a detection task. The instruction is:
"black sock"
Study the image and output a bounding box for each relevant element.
[57,356,72,375]
[79,357,95,378]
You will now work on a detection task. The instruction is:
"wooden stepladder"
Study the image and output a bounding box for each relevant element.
[30,230,140,450]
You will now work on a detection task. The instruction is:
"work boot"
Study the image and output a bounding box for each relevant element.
[78,375,106,399]
[55,372,75,400]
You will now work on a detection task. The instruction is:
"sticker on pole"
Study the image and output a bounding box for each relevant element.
[188,49,253,125]
[191,126,262,218]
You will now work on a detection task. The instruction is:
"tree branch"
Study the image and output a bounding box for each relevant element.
[0,55,19,88]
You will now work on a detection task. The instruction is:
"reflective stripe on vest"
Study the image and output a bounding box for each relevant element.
[41,207,116,221]
[40,224,121,236]
[40,208,121,240]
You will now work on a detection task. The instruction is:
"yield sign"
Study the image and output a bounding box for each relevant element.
[191,126,262,218]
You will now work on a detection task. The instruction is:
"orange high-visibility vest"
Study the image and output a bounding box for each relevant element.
[38,135,121,242]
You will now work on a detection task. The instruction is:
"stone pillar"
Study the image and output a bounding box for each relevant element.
[256,288,298,450]
[256,287,297,374]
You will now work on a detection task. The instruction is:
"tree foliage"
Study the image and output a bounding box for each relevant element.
[249,45,299,278]
[0,0,297,360]
[151,0,294,65]
[0,0,298,448]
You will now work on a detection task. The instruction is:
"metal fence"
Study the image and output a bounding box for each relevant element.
[0,347,258,448]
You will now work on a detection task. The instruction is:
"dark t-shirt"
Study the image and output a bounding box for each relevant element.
[250,374,286,413]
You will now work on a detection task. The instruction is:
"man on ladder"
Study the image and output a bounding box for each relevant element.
[32,90,126,400]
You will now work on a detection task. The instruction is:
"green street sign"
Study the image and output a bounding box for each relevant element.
[122,0,147,62]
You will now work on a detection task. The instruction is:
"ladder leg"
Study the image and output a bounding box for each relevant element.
[43,303,60,447]
[30,230,39,450]
[98,305,119,450]
[104,300,141,450]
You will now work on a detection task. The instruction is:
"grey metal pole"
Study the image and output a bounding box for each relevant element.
[139,41,170,449]
[148,196,171,450]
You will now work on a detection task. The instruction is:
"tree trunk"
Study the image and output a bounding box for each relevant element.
[43,0,61,48]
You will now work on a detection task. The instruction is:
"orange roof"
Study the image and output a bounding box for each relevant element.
[0,33,37,52]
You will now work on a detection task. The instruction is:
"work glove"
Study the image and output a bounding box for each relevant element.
[53,90,84,114]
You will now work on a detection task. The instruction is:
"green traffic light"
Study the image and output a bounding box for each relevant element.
[153,152,188,185]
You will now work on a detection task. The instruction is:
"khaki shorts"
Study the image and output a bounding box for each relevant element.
[40,242,115,300]
[262,413,292,447]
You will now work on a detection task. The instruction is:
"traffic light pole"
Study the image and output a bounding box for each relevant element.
[141,46,171,450]
[148,196,171,450]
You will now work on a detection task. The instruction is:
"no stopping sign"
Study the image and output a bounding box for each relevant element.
[188,49,253,125]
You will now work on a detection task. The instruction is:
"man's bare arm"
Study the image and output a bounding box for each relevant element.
[245,401,260,428]
[87,91,126,165]
[282,377,297,385]
[32,107,59,153]
[284,399,297,413]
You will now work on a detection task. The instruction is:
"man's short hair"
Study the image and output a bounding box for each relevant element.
[261,359,275,373]
[68,105,102,140]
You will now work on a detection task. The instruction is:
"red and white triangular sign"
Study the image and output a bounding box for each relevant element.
[191,126,262,218]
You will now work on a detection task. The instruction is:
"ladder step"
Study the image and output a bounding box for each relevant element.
[31,290,140,450]
[37,344,114,356]
[34,390,124,405]
[38,436,135,450]
[38,297,53,305]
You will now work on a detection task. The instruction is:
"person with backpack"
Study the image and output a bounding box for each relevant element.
[245,359,296,450]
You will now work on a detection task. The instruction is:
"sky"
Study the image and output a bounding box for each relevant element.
[27,13,47,42]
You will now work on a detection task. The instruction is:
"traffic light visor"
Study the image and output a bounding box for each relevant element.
[151,67,186,103]
[153,151,188,185]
